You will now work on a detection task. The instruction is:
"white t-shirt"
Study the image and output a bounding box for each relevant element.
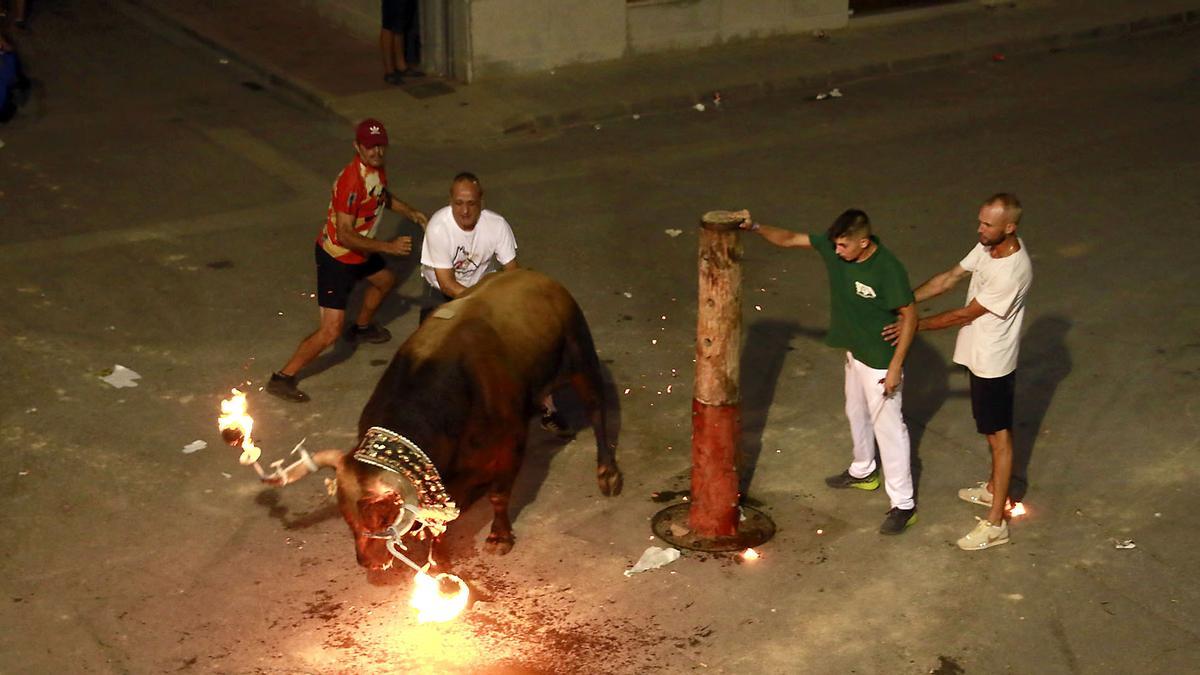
[952,239,1033,378]
[420,207,518,291]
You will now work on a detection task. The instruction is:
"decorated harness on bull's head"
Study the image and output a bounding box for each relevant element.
[352,426,459,568]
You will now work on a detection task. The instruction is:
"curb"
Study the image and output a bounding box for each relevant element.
[117,0,1200,139]
[500,8,1200,136]
[114,0,339,115]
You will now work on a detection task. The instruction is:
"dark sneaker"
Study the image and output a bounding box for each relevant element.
[346,322,391,344]
[540,411,574,438]
[824,469,880,491]
[266,372,310,403]
[879,507,918,535]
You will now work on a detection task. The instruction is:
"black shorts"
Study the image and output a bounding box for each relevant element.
[315,244,386,310]
[381,0,418,33]
[969,371,1016,435]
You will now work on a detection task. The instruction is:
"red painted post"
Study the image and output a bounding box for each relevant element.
[689,211,743,537]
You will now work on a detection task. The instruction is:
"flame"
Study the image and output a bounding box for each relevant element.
[741,548,760,561]
[411,571,469,623]
[218,388,261,464]
[1009,502,1026,518]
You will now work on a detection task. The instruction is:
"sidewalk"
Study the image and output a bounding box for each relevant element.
[123,0,1199,145]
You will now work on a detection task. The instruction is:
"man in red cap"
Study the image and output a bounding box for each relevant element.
[267,118,428,402]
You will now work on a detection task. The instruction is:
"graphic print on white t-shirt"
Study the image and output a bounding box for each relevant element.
[450,244,483,282]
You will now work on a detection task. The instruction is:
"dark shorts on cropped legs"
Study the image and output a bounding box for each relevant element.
[381,0,418,32]
[315,244,386,310]
[969,371,1016,435]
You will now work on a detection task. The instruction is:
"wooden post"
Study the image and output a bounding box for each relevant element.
[689,211,743,537]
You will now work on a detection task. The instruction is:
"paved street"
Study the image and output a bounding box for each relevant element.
[2,3,1198,673]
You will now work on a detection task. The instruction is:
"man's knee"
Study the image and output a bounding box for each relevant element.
[369,269,396,291]
[315,313,345,345]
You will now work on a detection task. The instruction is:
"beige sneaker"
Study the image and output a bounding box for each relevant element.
[956,517,1010,550]
[958,482,993,506]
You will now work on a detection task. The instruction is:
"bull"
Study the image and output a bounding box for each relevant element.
[266,269,622,570]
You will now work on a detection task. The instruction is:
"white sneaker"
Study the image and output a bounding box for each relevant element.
[958,482,993,506]
[956,517,1010,550]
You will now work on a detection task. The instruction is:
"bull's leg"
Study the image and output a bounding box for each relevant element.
[483,484,516,556]
[561,314,623,496]
[567,371,622,496]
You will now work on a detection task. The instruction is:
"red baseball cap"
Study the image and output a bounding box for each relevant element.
[355,118,389,147]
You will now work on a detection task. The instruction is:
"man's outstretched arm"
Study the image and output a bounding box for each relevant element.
[735,209,812,248]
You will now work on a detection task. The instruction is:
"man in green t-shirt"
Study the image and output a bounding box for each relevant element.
[738,208,919,534]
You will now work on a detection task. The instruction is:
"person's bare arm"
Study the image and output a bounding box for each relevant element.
[882,264,972,343]
[434,267,468,298]
[913,264,970,303]
[501,259,520,271]
[735,209,812,248]
[334,211,411,256]
[882,303,917,396]
[385,190,428,230]
[918,298,989,332]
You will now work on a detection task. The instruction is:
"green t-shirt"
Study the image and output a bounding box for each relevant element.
[810,233,914,369]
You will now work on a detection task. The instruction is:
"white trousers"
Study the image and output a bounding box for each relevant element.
[843,353,914,510]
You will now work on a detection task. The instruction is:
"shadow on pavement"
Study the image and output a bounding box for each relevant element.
[1011,315,1073,502]
[902,335,952,501]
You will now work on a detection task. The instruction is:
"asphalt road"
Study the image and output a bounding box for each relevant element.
[2,3,1198,673]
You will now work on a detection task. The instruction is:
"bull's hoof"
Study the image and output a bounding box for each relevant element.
[484,534,514,556]
[598,465,623,496]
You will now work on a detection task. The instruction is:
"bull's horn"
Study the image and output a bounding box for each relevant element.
[263,448,343,486]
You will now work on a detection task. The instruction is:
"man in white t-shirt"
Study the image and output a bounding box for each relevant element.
[418,173,571,437]
[420,172,519,317]
[884,193,1033,550]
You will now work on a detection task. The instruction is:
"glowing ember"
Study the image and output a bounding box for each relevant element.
[1010,502,1026,517]
[218,388,261,465]
[411,570,469,623]
[741,548,760,561]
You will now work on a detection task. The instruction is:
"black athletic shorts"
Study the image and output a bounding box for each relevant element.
[315,244,386,310]
[969,371,1016,435]
[381,0,418,33]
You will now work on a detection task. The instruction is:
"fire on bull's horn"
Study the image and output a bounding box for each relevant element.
[216,388,470,622]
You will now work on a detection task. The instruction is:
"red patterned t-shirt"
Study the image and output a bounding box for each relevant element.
[316,156,388,264]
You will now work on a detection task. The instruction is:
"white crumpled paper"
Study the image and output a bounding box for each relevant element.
[624,546,681,577]
[181,440,207,454]
[100,365,142,388]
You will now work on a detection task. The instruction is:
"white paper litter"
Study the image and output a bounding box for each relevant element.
[1114,539,1136,550]
[664,229,683,237]
[624,546,681,577]
[100,365,142,388]
[693,103,706,112]
[182,440,207,454]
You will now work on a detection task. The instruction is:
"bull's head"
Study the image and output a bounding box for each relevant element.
[263,449,411,571]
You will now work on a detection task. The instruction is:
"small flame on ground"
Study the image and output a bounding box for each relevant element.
[741,548,760,561]
[218,388,261,465]
[411,571,470,623]
[1010,502,1026,517]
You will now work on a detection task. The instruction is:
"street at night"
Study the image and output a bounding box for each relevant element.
[2,1,1199,672]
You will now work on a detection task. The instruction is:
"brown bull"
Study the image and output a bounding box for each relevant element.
[268,269,622,570]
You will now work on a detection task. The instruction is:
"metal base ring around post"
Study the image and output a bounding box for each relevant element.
[651,503,776,552]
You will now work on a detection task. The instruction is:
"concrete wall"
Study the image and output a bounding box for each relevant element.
[306,0,851,80]
[304,0,378,41]
[627,0,849,54]
[466,0,627,78]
